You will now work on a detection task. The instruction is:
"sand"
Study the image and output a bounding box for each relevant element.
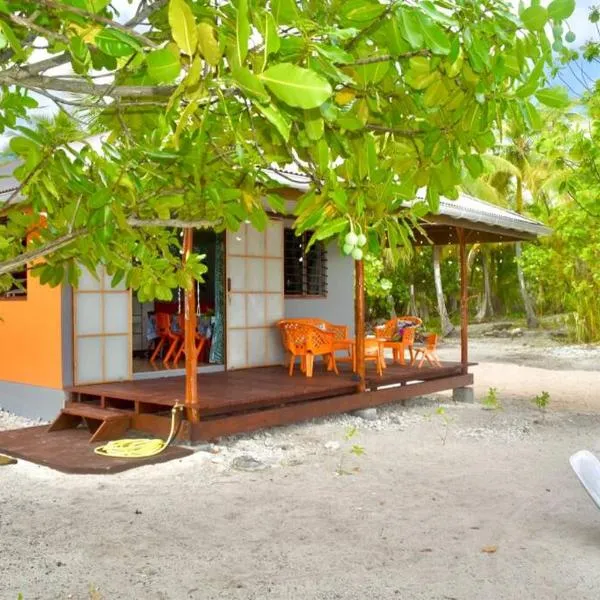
[1,336,600,600]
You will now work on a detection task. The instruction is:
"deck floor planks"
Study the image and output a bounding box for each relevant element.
[67,362,465,417]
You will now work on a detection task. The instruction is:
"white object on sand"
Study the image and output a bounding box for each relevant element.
[570,450,600,509]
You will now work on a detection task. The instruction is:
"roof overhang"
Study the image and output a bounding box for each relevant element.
[412,194,552,245]
[266,169,552,245]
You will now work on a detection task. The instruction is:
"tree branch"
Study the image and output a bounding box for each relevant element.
[349,50,430,66]
[7,74,175,98]
[126,217,221,229]
[8,13,69,45]
[39,0,159,48]
[0,231,85,276]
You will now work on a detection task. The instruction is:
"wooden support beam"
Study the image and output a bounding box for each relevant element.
[354,259,366,392]
[183,228,200,423]
[457,227,469,375]
[189,374,474,441]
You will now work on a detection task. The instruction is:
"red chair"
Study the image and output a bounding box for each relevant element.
[150,312,181,365]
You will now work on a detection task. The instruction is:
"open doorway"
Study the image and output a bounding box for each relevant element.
[131,230,225,375]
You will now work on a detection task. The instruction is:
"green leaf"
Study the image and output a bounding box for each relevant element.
[264,13,281,60]
[197,22,221,66]
[259,64,332,109]
[385,19,411,56]
[146,46,181,83]
[315,139,330,171]
[397,9,424,48]
[69,35,91,75]
[523,100,543,130]
[95,28,139,57]
[548,0,575,20]
[255,103,291,141]
[272,0,298,24]
[535,86,570,108]
[520,6,548,32]
[355,59,390,85]
[312,217,348,241]
[417,13,451,55]
[464,154,483,178]
[0,20,24,60]
[340,0,386,25]
[63,0,110,12]
[304,110,324,140]
[231,66,270,102]
[169,0,197,56]
[236,0,249,65]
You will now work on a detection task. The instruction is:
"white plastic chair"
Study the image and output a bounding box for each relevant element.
[570,450,600,509]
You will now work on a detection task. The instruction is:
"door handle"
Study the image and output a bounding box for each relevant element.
[227,277,232,293]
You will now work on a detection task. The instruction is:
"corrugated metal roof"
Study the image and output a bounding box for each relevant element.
[416,191,551,238]
[265,167,551,239]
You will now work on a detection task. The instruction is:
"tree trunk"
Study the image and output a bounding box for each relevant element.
[406,283,417,316]
[433,245,454,336]
[475,248,494,322]
[515,242,538,328]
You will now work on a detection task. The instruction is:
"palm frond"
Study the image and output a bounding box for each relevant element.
[482,154,522,179]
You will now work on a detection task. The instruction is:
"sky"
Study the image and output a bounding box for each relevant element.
[1,0,599,151]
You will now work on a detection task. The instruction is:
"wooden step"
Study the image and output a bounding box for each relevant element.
[48,403,131,443]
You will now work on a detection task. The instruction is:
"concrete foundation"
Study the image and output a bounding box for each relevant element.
[453,386,475,403]
[0,381,66,421]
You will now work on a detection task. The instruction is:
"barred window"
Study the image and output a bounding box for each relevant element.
[284,229,327,297]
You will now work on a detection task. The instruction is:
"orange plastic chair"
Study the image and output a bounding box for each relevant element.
[376,317,421,365]
[277,320,339,378]
[413,333,442,368]
[364,338,384,376]
[288,318,354,368]
[375,316,422,340]
[150,313,181,365]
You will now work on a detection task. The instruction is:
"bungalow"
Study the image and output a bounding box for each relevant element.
[0,166,550,441]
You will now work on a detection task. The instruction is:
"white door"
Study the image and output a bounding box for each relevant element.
[226,220,285,369]
[73,267,132,384]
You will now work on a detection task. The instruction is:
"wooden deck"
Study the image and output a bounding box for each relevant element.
[0,426,192,474]
[65,361,472,442]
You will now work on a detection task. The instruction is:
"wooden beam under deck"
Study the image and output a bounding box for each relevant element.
[190,374,474,442]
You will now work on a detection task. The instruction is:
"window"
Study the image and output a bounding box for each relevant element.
[284,228,327,297]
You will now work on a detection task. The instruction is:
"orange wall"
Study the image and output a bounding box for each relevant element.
[0,274,63,389]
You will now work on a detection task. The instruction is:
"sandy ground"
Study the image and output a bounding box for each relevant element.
[1,335,600,600]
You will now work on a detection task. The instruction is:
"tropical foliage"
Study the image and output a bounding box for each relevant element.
[0,0,573,299]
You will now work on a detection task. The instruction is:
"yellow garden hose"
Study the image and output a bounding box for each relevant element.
[94,404,185,459]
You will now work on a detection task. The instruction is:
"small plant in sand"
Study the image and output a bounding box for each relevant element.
[435,406,454,446]
[481,387,502,411]
[533,391,551,417]
[336,426,365,476]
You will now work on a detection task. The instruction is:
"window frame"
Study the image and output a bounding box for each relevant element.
[284,228,328,299]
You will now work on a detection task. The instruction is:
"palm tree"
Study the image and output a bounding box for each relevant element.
[462,137,549,328]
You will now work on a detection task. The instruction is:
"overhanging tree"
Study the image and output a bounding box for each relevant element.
[0,0,574,298]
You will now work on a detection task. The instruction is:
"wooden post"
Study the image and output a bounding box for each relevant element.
[457,227,468,375]
[183,228,200,423]
[354,259,366,392]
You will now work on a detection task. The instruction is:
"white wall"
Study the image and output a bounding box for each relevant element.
[284,241,355,335]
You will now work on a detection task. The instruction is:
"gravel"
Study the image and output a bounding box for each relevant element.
[0,409,44,432]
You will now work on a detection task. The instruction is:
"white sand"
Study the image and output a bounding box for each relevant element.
[1,337,600,599]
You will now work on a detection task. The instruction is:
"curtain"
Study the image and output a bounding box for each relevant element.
[209,235,225,364]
